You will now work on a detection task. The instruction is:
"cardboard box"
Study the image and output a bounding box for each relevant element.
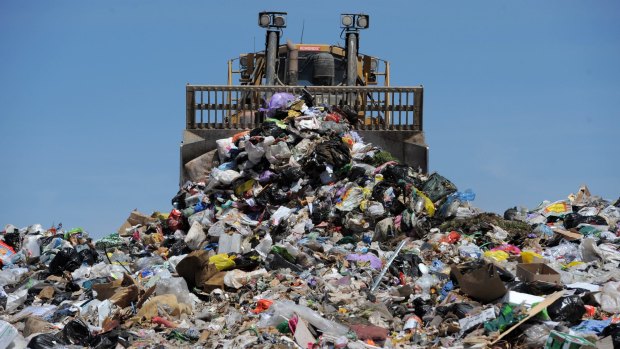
[451,262,507,303]
[516,263,561,284]
[544,330,596,349]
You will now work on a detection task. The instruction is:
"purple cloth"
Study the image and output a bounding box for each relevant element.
[346,253,383,270]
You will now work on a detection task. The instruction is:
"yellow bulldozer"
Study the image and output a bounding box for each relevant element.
[182,12,427,183]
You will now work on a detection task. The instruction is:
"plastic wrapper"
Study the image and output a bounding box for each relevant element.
[521,324,551,348]
[258,300,349,337]
[0,267,28,287]
[155,277,194,307]
[595,281,620,313]
[458,243,482,259]
[265,141,292,165]
[223,268,268,289]
[336,185,365,212]
[543,241,581,263]
[0,320,18,349]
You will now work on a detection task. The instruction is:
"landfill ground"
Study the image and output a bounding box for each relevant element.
[1,93,619,349]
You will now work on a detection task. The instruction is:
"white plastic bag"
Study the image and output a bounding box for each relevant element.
[595,281,620,313]
[216,137,236,162]
[184,221,206,250]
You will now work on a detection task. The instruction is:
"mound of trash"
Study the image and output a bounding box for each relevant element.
[1,93,619,348]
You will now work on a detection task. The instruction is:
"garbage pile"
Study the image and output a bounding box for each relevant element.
[1,92,619,348]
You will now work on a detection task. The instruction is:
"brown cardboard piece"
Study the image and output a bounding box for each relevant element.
[92,278,123,301]
[117,210,158,235]
[492,290,564,345]
[108,284,139,309]
[553,228,583,241]
[176,250,213,289]
[135,294,192,321]
[203,271,227,292]
[451,263,507,303]
[516,263,561,285]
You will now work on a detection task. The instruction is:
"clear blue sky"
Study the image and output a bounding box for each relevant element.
[1,1,618,238]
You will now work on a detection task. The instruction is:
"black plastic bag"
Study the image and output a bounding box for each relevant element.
[78,248,99,266]
[277,167,306,186]
[304,138,351,176]
[3,231,21,250]
[91,329,134,349]
[28,333,69,349]
[382,164,422,187]
[506,280,563,296]
[49,248,82,275]
[421,173,457,202]
[311,202,331,224]
[168,239,191,257]
[434,302,474,319]
[412,297,433,318]
[372,181,404,214]
[547,295,586,325]
[563,213,608,229]
[601,323,620,349]
[61,319,92,345]
[390,253,424,278]
[171,190,188,210]
[267,253,303,273]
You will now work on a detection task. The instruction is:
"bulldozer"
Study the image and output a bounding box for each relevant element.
[181,12,427,183]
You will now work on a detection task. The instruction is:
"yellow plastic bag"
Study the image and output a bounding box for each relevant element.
[234,179,256,196]
[413,188,435,217]
[209,253,236,271]
[520,250,544,263]
[563,261,585,269]
[483,250,509,262]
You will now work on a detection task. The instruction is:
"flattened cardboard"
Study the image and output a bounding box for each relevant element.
[117,210,158,235]
[516,263,561,285]
[451,263,507,303]
[92,278,123,301]
[553,228,583,241]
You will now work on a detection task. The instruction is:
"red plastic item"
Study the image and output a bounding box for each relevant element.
[252,299,274,314]
[439,231,461,244]
[399,272,406,285]
[325,113,341,123]
[167,209,184,232]
[152,316,177,328]
[584,305,596,318]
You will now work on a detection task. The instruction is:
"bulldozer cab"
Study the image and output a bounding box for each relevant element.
[232,44,389,87]
[181,12,428,184]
